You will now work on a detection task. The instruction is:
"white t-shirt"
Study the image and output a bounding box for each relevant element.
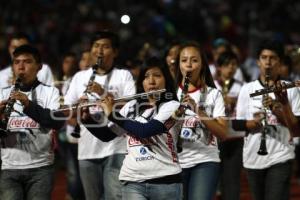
[116,100,182,182]
[61,77,72,96]
[54,76,77,144]
[0,64,54,88]
[177,86,226,168]
[214,79,243,99]
[64,67,136,160]
[0,83,60,169]
[236,80,300,169]
[214,79,243,115]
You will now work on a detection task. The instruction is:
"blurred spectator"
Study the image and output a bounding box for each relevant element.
[79,50,90,71]
[126,58,142,81]
[0,32,54,88]
[1,1,300,78]
[279,55,293,81]
[165,41,180,81]
[210,38,245,83]
[55,52,84,200]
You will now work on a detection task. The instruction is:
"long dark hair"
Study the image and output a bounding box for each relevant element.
[175,41,216,88]
[135,57,178,112]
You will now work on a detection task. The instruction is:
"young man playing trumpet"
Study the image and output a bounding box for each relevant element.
[0,45,65,200]
[64,30,135,200]
[236,40,300,200]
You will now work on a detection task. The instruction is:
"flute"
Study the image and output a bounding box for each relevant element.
[54,89,166,113]
[250,81,298,97]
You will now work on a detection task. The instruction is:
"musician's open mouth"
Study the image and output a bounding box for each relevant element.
[148,88,159,91]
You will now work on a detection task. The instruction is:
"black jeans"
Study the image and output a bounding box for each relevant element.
[246,160,292,200]
[219,138,243,200]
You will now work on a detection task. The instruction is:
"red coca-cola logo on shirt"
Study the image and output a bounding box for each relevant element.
[8,117,40,129]
[183,117,198,127]
[128,136,154,146]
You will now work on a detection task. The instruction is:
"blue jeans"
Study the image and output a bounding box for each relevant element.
[0,165,54,200]
[122,181,183,200]
[65,143,85,200]
[79,154,125,200]
[246,160,292,200]
[182,162,220,200]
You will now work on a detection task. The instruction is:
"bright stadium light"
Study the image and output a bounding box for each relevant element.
[121,15,130,24]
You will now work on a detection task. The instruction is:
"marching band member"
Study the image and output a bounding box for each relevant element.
[214,50,244,200]
[0,45,65,200]
[176,41,228,200]
[236,39,300,200]
[83,57,183,200]
[64,30,135,200]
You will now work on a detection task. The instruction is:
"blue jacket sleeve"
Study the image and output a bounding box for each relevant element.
[83,117,117,142]
[23,101,65,130]
[108,111,167,138]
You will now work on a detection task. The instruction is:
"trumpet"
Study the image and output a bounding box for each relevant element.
[249,81,298,97]
[54,89,166,113]
[222,79,231,116]
[222,79,230,96]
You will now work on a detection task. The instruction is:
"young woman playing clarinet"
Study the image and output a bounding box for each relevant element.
[175,41,228,200]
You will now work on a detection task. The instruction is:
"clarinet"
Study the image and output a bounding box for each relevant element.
[176,72,191,153]
[257,69,270,156]
[0,77,21,137]
[71,56,103,138]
